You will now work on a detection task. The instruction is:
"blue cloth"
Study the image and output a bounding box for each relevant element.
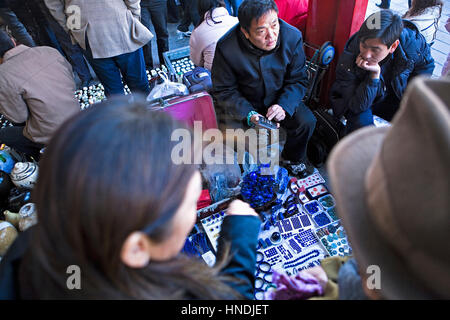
[224,0,242,17]
[338,258,369,300]
[83,40,150,97]
[330,20,435,131]
[217,215,261,299]
[45,13,92,83]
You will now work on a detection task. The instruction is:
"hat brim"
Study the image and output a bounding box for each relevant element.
[327,126,431,299]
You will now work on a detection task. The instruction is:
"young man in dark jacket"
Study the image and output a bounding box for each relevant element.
[212,0,316,177]
[330,10,434,134]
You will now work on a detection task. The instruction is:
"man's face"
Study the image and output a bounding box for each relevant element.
[241,9,280,51]
[359,38,399,65]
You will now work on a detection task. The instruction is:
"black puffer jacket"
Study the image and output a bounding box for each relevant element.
[211,19,309,124]
[330,20,435,118]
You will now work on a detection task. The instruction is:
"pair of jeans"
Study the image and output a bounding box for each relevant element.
[141,0,169,68]
[83,40,150,97]
[45,14,92,83]
[178,0,200,32]
[0,7,35,47]
[0,126,44,160]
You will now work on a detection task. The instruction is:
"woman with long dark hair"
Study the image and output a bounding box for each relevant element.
[403,0,443,45]
[190,0,238,70]
[0,97,261,299]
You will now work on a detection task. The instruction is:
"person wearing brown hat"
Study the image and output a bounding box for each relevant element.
[324,76,449,299]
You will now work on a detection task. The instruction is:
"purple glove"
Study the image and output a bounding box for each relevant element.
[264,270,324,300]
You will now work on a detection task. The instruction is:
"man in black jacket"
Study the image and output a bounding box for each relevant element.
[211,0,316,177]
[330,10,434,134]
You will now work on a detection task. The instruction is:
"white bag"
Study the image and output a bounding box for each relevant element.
[146,71,189,102]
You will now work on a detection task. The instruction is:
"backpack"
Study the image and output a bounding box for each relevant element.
[307,109,345,168]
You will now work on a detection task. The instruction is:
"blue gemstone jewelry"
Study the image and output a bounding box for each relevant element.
[312,211,332,226]
[283,249,320,269]
[295,229,319,247]
[241,168,276,209]
[299,214,312,227]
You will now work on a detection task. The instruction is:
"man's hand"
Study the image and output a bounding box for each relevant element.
[356,55,381,79]
[266,104,286,122]
[226,200,258,217]
[301,266,329,292]
[250,113,280,128]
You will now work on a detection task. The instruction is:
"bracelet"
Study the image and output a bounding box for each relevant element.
[247,111,258,127]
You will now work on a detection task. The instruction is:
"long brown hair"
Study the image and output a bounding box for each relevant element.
[19,97,240,299]
[403,0,443,18]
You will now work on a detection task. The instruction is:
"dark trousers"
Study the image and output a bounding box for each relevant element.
[378,0,411,8]
[45,15,92,83]
[345,97,399,133]
[279,104,317,163]
[167,0,181,23]
[83,41,150,97]
[178,0,200,32]
[0,126,44,160]
[224,0,242,17]
[141,0,169,68]
[0,7,35,47]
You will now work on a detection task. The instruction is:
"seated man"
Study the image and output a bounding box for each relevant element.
[0,30,80,159]
[330,10,434,134]
[211,0,316,177]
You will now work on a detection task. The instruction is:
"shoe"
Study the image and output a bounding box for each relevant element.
[375,3,389,9]
[281,159,315,178]
[176,29,192,38]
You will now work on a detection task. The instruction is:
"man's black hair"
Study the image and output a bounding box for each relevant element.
[359,10,404,47]
[238,0,279,32]
[0,30,14,58]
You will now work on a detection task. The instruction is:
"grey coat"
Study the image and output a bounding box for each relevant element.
[44,0,153,58]
[0,45,80,144]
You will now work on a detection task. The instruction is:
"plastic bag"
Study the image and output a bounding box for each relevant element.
[146,71,189,103]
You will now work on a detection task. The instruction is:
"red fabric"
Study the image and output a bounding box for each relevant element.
[275,0,309,34]
[197,189,212,209]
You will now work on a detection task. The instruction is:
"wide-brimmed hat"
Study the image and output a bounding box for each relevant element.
[327,77,450,299]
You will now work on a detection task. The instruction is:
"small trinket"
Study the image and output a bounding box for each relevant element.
[10,162,39,189]
[0,221,18,256]
[18,203,38,231]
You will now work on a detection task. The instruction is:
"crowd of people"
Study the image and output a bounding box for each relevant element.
[0,0,448,300]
